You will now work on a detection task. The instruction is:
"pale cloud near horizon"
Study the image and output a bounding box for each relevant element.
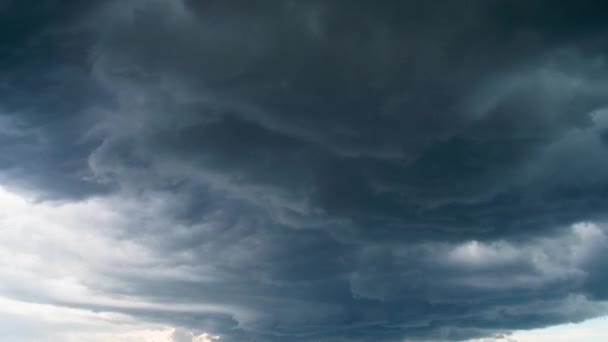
[0,296,219,342]
[466,316,608,342]
[0,289,605,342]
[0,184,248,340]
[0,288,606,342]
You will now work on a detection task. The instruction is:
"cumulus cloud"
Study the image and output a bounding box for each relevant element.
[2,0,608,341]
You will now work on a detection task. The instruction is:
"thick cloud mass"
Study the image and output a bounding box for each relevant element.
[2,1,608,341]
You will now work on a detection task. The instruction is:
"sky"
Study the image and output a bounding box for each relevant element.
[1,1,608,341]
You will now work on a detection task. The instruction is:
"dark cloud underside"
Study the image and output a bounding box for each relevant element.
[1,1,608,341]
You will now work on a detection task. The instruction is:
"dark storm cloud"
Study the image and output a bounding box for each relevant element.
[0,0,110,198]
[88,0,608,240]
[2,0,608,341]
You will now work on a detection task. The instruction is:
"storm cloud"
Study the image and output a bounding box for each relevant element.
[1,1,608,341]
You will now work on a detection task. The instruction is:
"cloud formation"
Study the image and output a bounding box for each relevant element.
[2,0,608,341]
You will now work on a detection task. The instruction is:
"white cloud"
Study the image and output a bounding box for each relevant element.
[466,316,608,342]
[0,184,235,341]
[435,222,608,290]
[0,295,218,342]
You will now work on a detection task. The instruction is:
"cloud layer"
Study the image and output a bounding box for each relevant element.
[2,1,608,341]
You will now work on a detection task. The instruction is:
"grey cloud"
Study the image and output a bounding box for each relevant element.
[0,0,110,199]
[2,0,608,341]
[23,189,603,342]
[86,0,608,241]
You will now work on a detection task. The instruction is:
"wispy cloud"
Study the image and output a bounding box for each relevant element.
[2,1,608,340]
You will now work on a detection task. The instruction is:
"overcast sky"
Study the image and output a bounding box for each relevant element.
[1,1,608,341]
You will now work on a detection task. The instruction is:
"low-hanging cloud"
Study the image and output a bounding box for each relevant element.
[2,0,608,341]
